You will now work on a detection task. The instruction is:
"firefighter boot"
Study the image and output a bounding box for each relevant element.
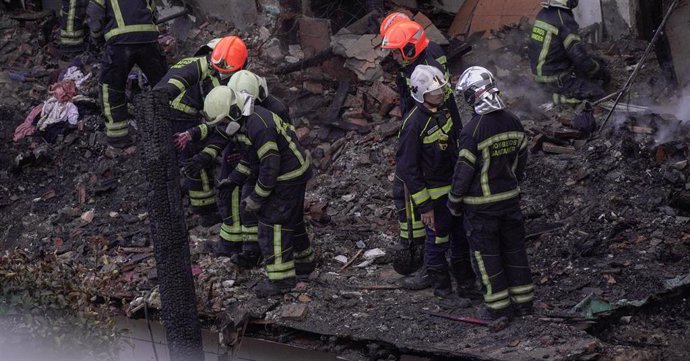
[198,207,222,228]
[254,278,296,298]
[430,268,471,309]
[295,261,316,281]
[401,265,432,290]
[215,239,241,258]
[451,258,479,298]
[230,251,262,269]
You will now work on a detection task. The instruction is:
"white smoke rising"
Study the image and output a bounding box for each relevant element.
[653,87,690,144]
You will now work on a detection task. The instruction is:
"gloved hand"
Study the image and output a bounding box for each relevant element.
[182,153,212,176]
[174,131,191,150]
[241,196,262,214]
[225,152,243,166]
[216,178,237,201]
[447,200,463,217]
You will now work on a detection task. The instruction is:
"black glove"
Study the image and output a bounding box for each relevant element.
[182,153,213,176]
[447,199,463,217]
[216,178,237,201]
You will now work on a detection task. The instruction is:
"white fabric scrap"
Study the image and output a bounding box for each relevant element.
[36,97,79,131]
[62,66,91,89]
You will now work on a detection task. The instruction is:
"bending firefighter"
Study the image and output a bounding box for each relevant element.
[154,36,248,226]
[87,0,168,147]
[203,86,314,298]
[449,66,534,321]
[394,65,474,306]
[215,69,294,268]
[528,0,610,105]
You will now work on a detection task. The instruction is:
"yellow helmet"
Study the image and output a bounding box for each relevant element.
[202,86,244,125]
[227,70,269,102]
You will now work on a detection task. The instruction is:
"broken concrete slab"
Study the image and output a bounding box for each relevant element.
[332,30,385,81]
[413,12,449,46]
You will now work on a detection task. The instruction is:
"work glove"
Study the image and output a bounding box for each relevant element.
[173,131,191,150]
[447,200,463,217]
[241,196,262,215]
[182,153,213,176]
[216,178,237,201]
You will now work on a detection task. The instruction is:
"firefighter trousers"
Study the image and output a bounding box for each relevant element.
[100,43,167,140]
[463,207,534,317]
[393,180,426,247]
[217,146,244,250]
[541,75,606,106]
[256,182,314,281]
[424,198,472,281]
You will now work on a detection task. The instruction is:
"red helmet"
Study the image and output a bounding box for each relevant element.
[379,12,411,37]
[381,20,429,62]
[210,36,248,74]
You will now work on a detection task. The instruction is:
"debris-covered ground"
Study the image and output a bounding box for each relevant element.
[1,2,690,361]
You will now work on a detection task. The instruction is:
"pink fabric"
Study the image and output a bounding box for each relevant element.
[13,103,43,142]
[48,79,77,103]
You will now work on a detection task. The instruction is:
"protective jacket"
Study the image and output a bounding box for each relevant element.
[155,56,221,118]
[449,110,528,215]
[394,103,460,214]
[528,7,602,83]
[396,42,461,127]
[87,0,159,44]
[205,106,312,201]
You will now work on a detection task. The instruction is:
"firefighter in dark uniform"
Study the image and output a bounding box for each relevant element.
[155,36,248,227]
[86,0,168,147]
[528,0,610,106]
[394,65,474,305]
[203,86,314,298]
[60,0,88,55]
[449,66,534,321]
[381,20,464,289]
[214,70,304,270]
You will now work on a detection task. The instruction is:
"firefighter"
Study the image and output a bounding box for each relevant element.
[203,86,314,298]
[449,66,534,321]
[381,20,461,125]
[86,0,168,148]
[155,36,248,227]
[394,65,474,306]
[60,0,88,55]
[381,20,463,290]
[213,69,296,266]
[528,0,610,105]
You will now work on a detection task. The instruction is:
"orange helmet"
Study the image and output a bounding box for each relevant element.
[210,36,248,75]
[379,12,410,37]
[381,20,429,62]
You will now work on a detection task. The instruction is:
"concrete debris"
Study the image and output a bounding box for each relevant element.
[331,29,385,81]
[413,12,449,46]
[363,248,386,260]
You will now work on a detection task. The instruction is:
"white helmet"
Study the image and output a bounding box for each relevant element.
[409,65,448,104]
[541,0,578,9]
[227,70,269,102]
[195,38,222,56]
[202,86,244,126]
[455,66,506,115]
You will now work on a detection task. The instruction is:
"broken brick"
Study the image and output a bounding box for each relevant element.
[542,142,576,155]
[280,303,308,320]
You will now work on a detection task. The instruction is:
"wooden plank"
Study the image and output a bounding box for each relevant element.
[448,0,480,38]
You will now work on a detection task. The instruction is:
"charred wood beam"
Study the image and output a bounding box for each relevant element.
[135,92,203,361]
[326,80,350,123]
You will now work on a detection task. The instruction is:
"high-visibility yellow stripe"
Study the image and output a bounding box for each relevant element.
[105,25,159,41]
[459,149,476,164]
[422,118,453,144]
[61,30,85,37]
[478,131,526,151]
[67,0,76,33]
[509,284,535,295]
[474,251,492,297]
[267,261,295,272]
[511,293,534,304]
[274,224,282,265]
[435,235,449,244]
[428,185,451,200]
[171,92,198,115]
[60,37,85,45]
[563,33,581,49]
[92,0,105,7]
[277,153,310,181]
[190,198,216,207]
[411,188,430,205]
[533,20,559,35]
[254,183,271,198]
[480,148,491,196]
[267,268,296,280]
[169,79,186,92]
[236,163,251,175]
[109,0,124,28]
[484,289,509,303]
[189,190,214,198]
[202,147,218,158]
[448,193,462,204]
[463,188,520,205]
[257,141,278,158]
[486,298,512,310]
[536,32,552,79]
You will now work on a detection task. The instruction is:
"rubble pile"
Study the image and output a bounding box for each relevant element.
[0,3,689,361]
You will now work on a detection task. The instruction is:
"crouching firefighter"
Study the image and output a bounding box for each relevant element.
[528,0,610,105]
[394,65,474,306]
[155,36,248,227]
[449,66,534,321]
[203,86,314,298]
[214,69,295,267]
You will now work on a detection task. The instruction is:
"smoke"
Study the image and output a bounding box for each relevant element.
[653,87,690,144]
